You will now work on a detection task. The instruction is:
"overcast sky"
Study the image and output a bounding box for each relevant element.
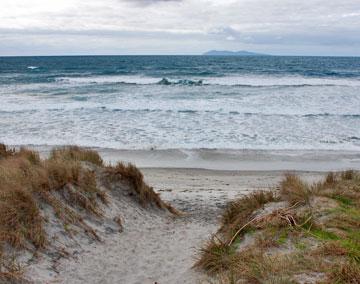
[1,0,360,56]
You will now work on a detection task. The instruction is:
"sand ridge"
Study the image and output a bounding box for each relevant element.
[28,169,325,284]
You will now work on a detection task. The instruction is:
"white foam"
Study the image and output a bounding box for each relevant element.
[1,73,360,151]
[204,75,360,87]
[55,74,360,87]
[56,75,160,85]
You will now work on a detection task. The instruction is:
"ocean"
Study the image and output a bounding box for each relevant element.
[0,55,360,151]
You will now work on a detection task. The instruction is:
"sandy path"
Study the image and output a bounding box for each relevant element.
[50,169,324,284]
[57,213,214,284]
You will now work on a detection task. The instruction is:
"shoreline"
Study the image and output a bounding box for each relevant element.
[13,144,360,172]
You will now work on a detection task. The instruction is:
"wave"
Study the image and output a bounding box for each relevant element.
[3,106,359,119]
[96,108,360,118]
[72,96,88,102]
[345,136,360,141]
[27,66,39,70]
[157,78,204,86]
[303,113,360,118]
[236,112,360,118]
[55,75,159,85]
[233,83,340,88]
[55,74,360,87]
[177,109,198,113]
[206,76,360,87]
[104,109,360,118]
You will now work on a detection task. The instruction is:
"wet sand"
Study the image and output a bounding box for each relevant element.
[21,145,360,172]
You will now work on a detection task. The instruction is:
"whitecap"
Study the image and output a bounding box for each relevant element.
[55,74,360,87]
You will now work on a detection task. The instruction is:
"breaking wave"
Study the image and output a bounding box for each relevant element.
[55,75,360,87]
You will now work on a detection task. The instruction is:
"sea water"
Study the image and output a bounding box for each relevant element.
[0,55,359,151]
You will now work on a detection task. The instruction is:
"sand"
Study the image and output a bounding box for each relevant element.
[25,167,326,284]
[25,145,360,172]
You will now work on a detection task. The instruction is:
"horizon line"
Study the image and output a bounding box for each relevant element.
[1,53,360,58]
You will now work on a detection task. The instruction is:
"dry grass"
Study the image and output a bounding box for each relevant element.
[195,237,239,275]
[279,174,312,205]
[0,145,108,252]
[0,144,177,281]
[198,245,331,284]
[0,144,15,158]
[104,162,180,214]
[220,191,277,239]
[0,245,27,283]
[328,260,360,283]
[50,146,104,167]
[0,186,46,249]
[196,171,360,283]
[0,144,176,252]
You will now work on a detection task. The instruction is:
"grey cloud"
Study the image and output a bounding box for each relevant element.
[208,24,360,46]
[123,0,183,6]
[1,0,360,56]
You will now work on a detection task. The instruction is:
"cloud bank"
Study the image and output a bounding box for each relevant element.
[0,0,359,55]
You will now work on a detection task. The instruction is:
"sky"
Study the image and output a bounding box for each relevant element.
[0,0,360,56]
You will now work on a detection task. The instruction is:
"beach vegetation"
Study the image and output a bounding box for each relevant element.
[0,144,177,282]
[195,171,360,283]
[220,191,278,240]
[50,146,104,167]
[0,249,24,284]
[104,162,180,215]
[279,173,312,205]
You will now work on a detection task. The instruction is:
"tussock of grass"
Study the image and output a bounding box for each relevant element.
[220,191,277,239]
[195,238,237,275]
[329,260,360,283]
[0,186,46,249]
[0,145,107,252]
[196,171,360,283]
[0,249,25,283]
[50,146,104,167]
[0,144,15,158]
[312,241,348,257]
[280,174,311,205]
[104,162,179,214]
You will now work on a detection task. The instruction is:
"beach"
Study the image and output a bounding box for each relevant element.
[1,54,360,283]
[27,165,326,283]
[2,0,360,280]
[27,145,360,172]
[21,147,329,283]
[0,145,359,283]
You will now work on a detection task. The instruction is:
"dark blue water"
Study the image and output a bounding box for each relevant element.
[0,56,360,150]
[1,56,360,83]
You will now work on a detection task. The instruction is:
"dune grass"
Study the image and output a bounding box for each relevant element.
[50,146,104,167]
[220,191,278,241]
[0,145,110,247]
[0,248,24,283]
[104,162,180,215]
[279,173,312,205]
[0,144,177,282]
[195,171,360,283]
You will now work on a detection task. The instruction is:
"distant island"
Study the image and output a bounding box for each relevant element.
[203,50,267,56]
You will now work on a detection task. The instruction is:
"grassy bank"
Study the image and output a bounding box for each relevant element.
[196,171,360,283]
[0,144,177,282]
